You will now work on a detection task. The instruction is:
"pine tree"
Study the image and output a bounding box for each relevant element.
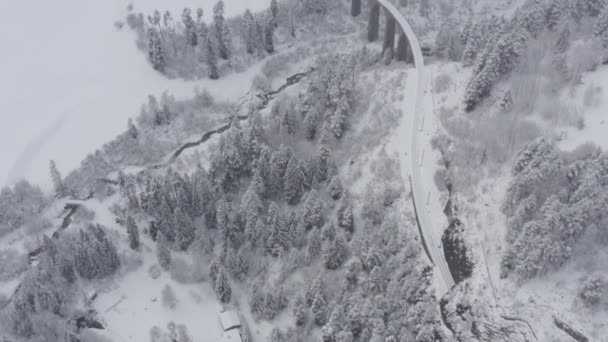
[311,295,328,326]
[198,20,209,56]
[328,176,343,200]
[243,10,256,54]
[270,0,279,26]
[182,8,197,47]
[214,1,230,60]
[174,207,195,250]
[284,156,305,205]
[338,201,354,233]
[266,202,288,256]
[49,160,65,197]
[222,21,232,59]
[306,275,326,305]
[292,296,307,326]
[127,215,140,250]
[368,1,380,42]
[323,236,347,269]
[148,27,166,72]
[74,225,120,279]
[204,32,219,79]
[301,190,324,229]
[157,234,172,269]
[264,20,275,54]
[214,267,232,303]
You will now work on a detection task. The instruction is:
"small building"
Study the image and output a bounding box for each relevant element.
[219,310,241,331]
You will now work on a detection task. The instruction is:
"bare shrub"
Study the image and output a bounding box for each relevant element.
[579,273,604,307]
[0,248,28,281]
[434,73,452,94]
[583,83,602,107]
[567,39,604,84]
[252,74,272,93]
[162,284,178,310]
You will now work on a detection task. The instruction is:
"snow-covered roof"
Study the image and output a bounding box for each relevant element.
[219,310,241,331]
[220,329,242,342]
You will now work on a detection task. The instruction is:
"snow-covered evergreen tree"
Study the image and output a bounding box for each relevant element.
[323,235,347,269]
[306,274,326,306]
[148,27,166,72]
[284,156,305,205]
[300,189,324,229]
[242,10,256,54]
[127,215,140,250]
[311,295,328,326]
[204,31,219,79]
[214,266,232,303]
[266,202,288,256]
[213,1,230,60]
[173,207,195,250]
[182,8,197,47]
[157,233,172,269]
[328,176,342,200]
[264,20,275,54]
[270,0,279,26]
[49,160,66,197]
[292,296,307,326]
[74,225,120,279]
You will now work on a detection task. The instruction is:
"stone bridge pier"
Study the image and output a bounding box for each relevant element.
[351,0,413,63]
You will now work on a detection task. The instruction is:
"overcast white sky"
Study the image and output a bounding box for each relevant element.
[0,0,269,191]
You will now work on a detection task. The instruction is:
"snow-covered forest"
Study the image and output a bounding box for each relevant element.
[2,0,608,341]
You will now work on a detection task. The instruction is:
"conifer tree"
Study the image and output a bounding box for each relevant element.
[301,190,324,229]
[204,32,220,79]
[292,296,307,326]
[74,225,120,279]
[214,267,232,303]
[222,21,233,59]
[311,295,328,326]
[214,1,230,60]
[157,234,172,269]
[148,27,166,72]
[243,10,256,54]
[127,215,140,250]
[49,160,66,197]
[266,202,287,256]
[284,156,305,205]
[324,236,347,269]
[305,275,326,306]
[264,20,275,54]
[174,207,195,250]
[270,0,279,26]
[182,8,197,47]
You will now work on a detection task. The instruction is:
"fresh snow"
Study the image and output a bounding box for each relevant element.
[0,0,269,190]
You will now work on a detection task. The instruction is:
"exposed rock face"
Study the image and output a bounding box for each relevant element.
[441,176,473,284]
[442,217,473,284]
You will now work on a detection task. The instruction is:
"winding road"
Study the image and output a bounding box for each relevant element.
[377,0,455,293]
